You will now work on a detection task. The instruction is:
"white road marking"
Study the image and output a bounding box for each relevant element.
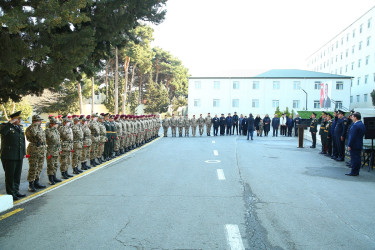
[212,140,215,144]
[217,169,226,180]
[213,150,219,156]
[225,224,245,250]
[204,160,221,164]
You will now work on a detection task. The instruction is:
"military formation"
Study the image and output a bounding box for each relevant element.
[162,113,214,137]
[0,111,161,201]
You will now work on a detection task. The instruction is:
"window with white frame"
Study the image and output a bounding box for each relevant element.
[359,41,363,50]
[252,99,259,108]
[213,99,220,107]
[336,81,344,90]
[365,75,368,84]
[233,81,240,89]
[293,100,300,109]
[314,81,321,89]
[293,81,301,90]
[364,94,368,102]
[369,18,372,28]
[358,77,361,85]
[367,36,371,46]
[352,45,355,54]
[345,65,348,72]
[232,99,239,108]
[360,24,363,33]
[314,101,321,109]
[335,101,343,109]
[350,96,353,103]
[195,81,201,89]
[351,62,354,70]
[273,81,280,89]
[356,95,360,102]
[213,81,220,89]
[252,81,260,89]
[353,29,356,38]
[366,55,370,65]
[358,59,361,68]
[272,100,279,108]
[194,99,201,107]
[346,49,348,57]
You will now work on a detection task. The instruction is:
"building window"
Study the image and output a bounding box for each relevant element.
[272,100,279,108]
[346,49,348,57]
[351,62,354,70]
[356,95,360,102]
[365,75,368,84]
[359,41,362,50]
[233,81,240,89]
[352,45,355,54]
[341,37,344,45]
[353,29,356,38]
[360,24,363,33]
[195,81,201,89]
[273,81,280,89]
[232,99,239,108]
[213,81,220,89]
[314,81,321,89]
[367,36,371,46]
[340,53,343,60]
[213,99,220,107]
[314,101,321,109]
[293,81,301,90]
[347,33,349,42]
[366,55,370,65]
[369,18,372,28]
[345,65,348,72]
[336,82,344,90]
[350,96,353,103]
[194,99,201,107]
[335,101,343,109]
[364,94,368,102]
[358,77,361,85]
[252,99,259,108]
[358,59,361,68]
[252,81,260,89]
[293,100,300,109]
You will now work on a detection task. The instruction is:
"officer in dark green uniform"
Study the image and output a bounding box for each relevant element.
[310,112,318,148]
[0,111,26,201]
[109,115,117,159]
[319,112,327,154]
[103,113,111,161]
[325,113,333,157]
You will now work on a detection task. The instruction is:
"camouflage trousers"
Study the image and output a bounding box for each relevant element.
[121,137,126,150]
[163,126,168,136]
[114,137,121,152]
[27,156,45,182]
[199,126,204,136]
[47,156,59,175]
[171,126,176,136]
[178,127,183,136]
[206,124,212,134]
[60,151,71,172]
[99,143,105,157]
[81,146,90,162]
[184,126,190,136]
[72,148,82,168]
[90,142,99,160]
[191,126,197,137]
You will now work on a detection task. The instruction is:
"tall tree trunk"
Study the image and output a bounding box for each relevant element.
[114,47,119,114]
[155,58,159,83]
[1,104,9,121]
[11,102,15,113]
[129,63,137,94]
[138,73,143,104]
[122,56,130,114]
[91,77,95,114]
[105,59,111,103]
[78,82,84,114]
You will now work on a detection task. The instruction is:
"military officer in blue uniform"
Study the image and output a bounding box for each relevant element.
[330,111,338,159]
[212,115,220,136]
[219,114,226,136]
[334,110,348,161]
[346,112,366,176]
[0,111,26,201]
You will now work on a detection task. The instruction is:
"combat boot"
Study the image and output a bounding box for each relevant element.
[76,167,83,173]
[53,174,62,183]
[28,181,37,192]
[48,175,55,185]
[81,162,87,170]
[73,167,80,174]
[97,158,103,164]
[65,171,73,177]
[90,159,97,167]
[34,178,46,189]
[62,172,69,179]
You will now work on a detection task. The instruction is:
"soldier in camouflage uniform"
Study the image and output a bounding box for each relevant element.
[72,115,84,174]
[59,116,74,179]
[162,115,170,137]
[89,113,101,166]
[25,115,47,192]
[120,115,127,154]
[205,113,212,136]
[109,115,117,158]
[197,114,205,136]
[81,117,92,170]
[114,115,123,156]
[98,114,107,162]
[103,113,111,160]
[177,114,184,137]
[170,114,177,137]
[183,114,190,137]
[45,117,62,185]
[191,115,197,137]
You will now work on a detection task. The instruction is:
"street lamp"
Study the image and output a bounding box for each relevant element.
[301,89,308,110]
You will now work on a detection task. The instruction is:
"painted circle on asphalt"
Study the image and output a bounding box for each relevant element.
[205,160,221,164]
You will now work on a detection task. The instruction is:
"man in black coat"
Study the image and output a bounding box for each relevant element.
[0,111,26,201]
[242,116,247,136]
[232,112,239,135]
[293,114,301,137]
[225,113,233,135]
[263,114,271,137]
[271,114,280,137]
[247,114,255,140]
[212,115,220,136]
[219,114,226,136]
[239,114,244,135]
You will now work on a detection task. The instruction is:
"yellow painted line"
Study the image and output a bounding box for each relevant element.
[13,136,163,206]
[0,208,24,221]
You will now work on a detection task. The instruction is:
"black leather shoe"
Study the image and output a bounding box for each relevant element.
[34,179,46,189]
[53,174,62,182]
[62,172,69,179]
[319,152,325,154]
[81,162,87,170]
[16,192,26,198]
[310,146,316,148]
[73,167,80,174]
[345,173,359,176]
[48,175,55,185]
[28,181,37,192]
[12,196,19,201]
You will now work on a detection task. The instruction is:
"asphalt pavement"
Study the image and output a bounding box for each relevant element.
[0,131,375,250]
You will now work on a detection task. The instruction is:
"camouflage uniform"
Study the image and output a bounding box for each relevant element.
[197,116,205,136]
[191,116,197,136]
[162,117,170,137]
[45,118,62,184]
[81,120,92,168]
[120,116,126,153]
[89,115,101,165]
[184,115,190,136]
[170,116,177,137]
[177,116,184,137]
[114,117,123,155]
[98,118,107,160]
[59,119,74,178]
[25,116,47,190]
[72,119,84,174]
[205,115,212,136]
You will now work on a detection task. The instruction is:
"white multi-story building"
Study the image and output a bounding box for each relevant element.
[188,69,351,117]
[306,6,375,110]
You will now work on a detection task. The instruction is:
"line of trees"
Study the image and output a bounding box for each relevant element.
[0,1,188,119]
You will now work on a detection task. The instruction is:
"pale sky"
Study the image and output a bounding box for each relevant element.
[151,0,375,77]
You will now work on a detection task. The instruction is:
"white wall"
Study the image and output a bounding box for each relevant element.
[188,78,351,118]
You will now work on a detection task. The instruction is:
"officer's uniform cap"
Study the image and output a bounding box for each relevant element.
[32,115,43,121]
[338,110,346,115]
[9,111,22,119]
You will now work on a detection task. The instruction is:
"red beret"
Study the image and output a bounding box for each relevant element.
[58,115,62,118]
[72,115,77,118]
[86,115,91,119]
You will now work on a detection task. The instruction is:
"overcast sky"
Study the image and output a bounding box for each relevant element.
[151,0,375,76]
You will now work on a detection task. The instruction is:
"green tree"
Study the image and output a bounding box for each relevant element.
[144,81,169,114]
[172,96,188,113]
[275,106,282,117]
[371,90,375,106]
[1,98,33,121]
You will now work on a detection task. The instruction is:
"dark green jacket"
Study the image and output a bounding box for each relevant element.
[0,123,26,160]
